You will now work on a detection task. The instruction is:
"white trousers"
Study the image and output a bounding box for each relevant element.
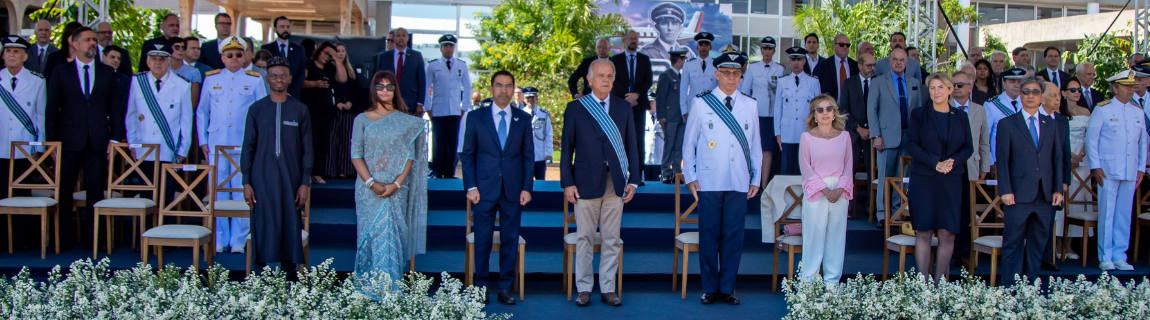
[800,177,848,287]
[1097,179,1135,262]
[211,153,247,250]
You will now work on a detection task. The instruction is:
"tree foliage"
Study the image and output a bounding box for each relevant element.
[980,30,1008,60]
[1072,29,1133,97]
[468,0,628,148]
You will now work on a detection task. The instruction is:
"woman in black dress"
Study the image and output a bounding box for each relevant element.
[324,42,361,177]
[905,72,974,283]
[301,41,347,184]
[972,59,999,102]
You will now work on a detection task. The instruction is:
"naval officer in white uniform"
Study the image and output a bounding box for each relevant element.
[520,86,553,180]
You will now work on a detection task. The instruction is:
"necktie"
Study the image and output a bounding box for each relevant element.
[897,75,907,127]
[396,51,404,81]
[959,104,967,112]
[497,110,508,149]
[446,58,452,70]
[600,101,607,113]
[82,65,90,99]
[38,48,44,66]
[795,75,800,86]
[1028,115,1039,148]
[1051,70,1058,88]
[155,79,162,92]
[839,59,847,89]
[1084,89,1093,107]
[1011,100,1018,112]
[701,59,706,72]
[725,96,733,111]
[280,44,287,59]
[10,77,15,90]
[628,54,635,92]
[863,79,870,103]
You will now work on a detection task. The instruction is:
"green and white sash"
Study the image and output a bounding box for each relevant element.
[136,74,181,161]
[0,85,37,140]
[577,95,628,181]
[700,92,754,182]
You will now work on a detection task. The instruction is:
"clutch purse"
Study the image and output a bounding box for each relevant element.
[901,222,916,236]
[783,224,802,236]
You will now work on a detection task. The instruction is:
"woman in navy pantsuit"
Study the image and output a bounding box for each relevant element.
[905,73,974,283]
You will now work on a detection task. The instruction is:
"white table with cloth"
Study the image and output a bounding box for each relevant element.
[760,175,805,243]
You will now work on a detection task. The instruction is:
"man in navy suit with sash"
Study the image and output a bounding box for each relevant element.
[259,16,306,98]
[461,70,533,306]
[561,58,641,307]
[371,27,426,116]
[996,77,1064,287]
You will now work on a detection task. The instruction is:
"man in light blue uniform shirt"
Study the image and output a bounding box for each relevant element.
[984,67,1027,169]
[773,47,819,175]
[679,32,717,120]
[739,36,785,186]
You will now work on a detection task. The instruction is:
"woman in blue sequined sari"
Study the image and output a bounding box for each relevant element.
[350,71,428,283]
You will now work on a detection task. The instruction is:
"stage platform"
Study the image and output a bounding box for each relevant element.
[2,178,1149,318]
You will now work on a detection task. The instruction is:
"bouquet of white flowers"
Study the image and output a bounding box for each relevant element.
[0,258,510,320]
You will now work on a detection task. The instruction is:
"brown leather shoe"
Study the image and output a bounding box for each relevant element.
[575,292,591,307]
[600,292,622,306]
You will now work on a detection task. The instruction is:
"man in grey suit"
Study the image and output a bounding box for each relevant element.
[949,70,990,270]
[656,49,687,183]
[874,32,921,81]
[867,48,920,227]
[25,20,57,74]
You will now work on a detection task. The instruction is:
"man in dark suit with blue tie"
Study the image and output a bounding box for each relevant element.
[259,16,307,98]
[45,27,125,246]
[610,30,653,178]
[996,77,1064,287]
[1037,47,1071,90]
[371,27,426,116]
[461,70,533,306]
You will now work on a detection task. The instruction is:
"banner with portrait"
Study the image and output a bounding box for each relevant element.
[598,1,733,66]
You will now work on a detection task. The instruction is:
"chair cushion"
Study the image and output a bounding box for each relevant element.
[886,234,938,246]
[1139,212,1150,221]
[1067,211,1098,221]
[213,200,250,211]
[973,235,1003,248]
[247,230,309,241]
[776,235,803,246]
[142,225,211,239]
[562,232,623,245]
[467,231,526,244]
[0,196,58,207]
[675,232,699,245]
[93,198,156,209]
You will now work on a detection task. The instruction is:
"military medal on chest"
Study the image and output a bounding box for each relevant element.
[138,114,145,122]
[708,140,717,149]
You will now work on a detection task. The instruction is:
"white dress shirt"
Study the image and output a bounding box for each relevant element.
[491,103,512,135]
[75,59,96,94]
[1021,108,1041,137]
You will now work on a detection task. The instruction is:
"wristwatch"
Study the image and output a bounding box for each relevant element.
[364,177,376,186]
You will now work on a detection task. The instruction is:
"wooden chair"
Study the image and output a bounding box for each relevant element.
[463,200,525,300]
[0,142,61,259]
[968,180,1006,286]
[92,143,161,258]
[208,146,249,255]
[882,176,937,280]
[1062,168,1098,267]
[140,164,215,270]
[1133,168,1150,263]
[671,174,698,298]
[771,184,805,292]
[245,188,310,274]
[561,200,623,301]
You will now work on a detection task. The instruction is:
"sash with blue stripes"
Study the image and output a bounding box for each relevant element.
[1134,99,1150,136]
[136,74,181,161]
[577,95,628,181]
[0,84,37,140]
[700,92,755,182]
[989,97,1015,117]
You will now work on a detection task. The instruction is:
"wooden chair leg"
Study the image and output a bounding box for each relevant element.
[672,247,680,291]
[681,247,690,299]
[6,215,12,254]
[561,246,568,293]
[1082,224,1089,268]
[245,239,252,275]
[990,250,998,287]
[140,237,148,266]
[193,241,201,270]
[465,243,473,287]
[518,243,525,301]
[1061,219,1070,262]
[52,210,59,255]
[616,245,622,299]
[106,215,113,254]
[787,250,795,279]
[567,245,575,301]
[157,246,164,268]
[41,213,48,259]
[772,244,781,291]
[131,216,138,249]
[882,248,890,281]
[92,214,100,259]
[898,248,907,275]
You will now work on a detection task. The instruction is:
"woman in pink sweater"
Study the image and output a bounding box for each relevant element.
[797,94,854,288]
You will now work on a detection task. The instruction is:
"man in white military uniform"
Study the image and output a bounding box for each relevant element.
[773,46,819,175]
[1086,70,1149,272]
[679,32,716,120]
[426,34,471,178]
[196,36,268,254]
[0,36,46,246]
[984,67,1026,169]
[739,36,785,187]
[520,87,553,180]
[683,50,761,305]
[126,43,193,164]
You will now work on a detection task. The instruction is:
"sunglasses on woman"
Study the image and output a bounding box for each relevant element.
[814,106,836,113]
[374,84,396,92]
[1063,87,1082,93]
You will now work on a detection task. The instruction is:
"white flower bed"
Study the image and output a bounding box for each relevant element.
[0,258,509,320]
[784,270,1150,319]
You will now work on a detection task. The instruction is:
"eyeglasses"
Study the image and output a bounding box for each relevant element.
[835,42,850,48]
[172,45,184,50]
[1063,87,1082,93]
[1021,88,1043,96]
[717,70,743,78]
[374,84,396,92]
[225,52,243,59]
[814,106,836,113]
[953,82,967,88]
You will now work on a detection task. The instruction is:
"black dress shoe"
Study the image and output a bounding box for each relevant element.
[876,220,885,229]
[700,293,716,305]
[721,293,740,305]
[575,292,591,306]
[662,178,673,184]
[600,292,621,306]
[497,290,516,305]
[1041,262,1060,272]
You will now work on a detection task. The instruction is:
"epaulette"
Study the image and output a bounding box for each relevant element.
[1097,100,1112,107]
[696,90,711,97]
[244,70,261,77]
[538,108,549,115]
[429,58,439,63]
[741,92,756,100]
[687,58,698,62]
[133,71,148,77]
[28,70,42,79]
[205,69,221,76]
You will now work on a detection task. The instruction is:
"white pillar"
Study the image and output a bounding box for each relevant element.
[1088,2,1100,15]
[956,0,971,63]
[375,1,392,38]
